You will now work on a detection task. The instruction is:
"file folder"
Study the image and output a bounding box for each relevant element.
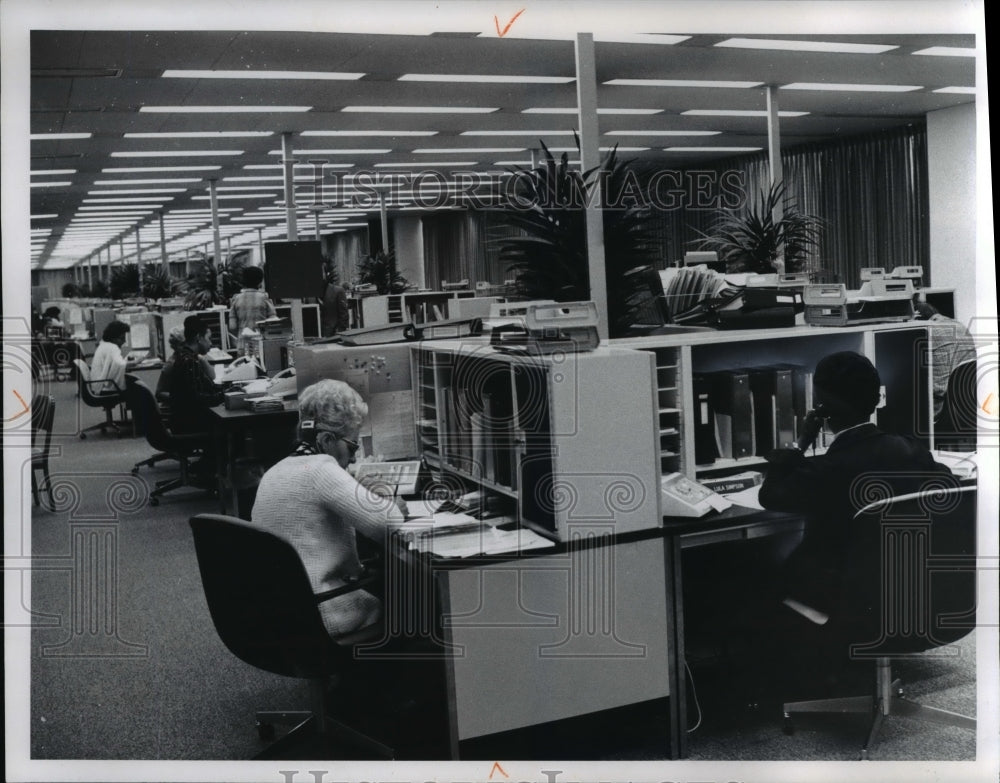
[692,373,718,465]
[710,370,754,460]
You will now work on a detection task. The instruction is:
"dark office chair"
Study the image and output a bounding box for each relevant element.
[126,373,175,474]
[72,358,126,439]
[935,358,977,452]
[30,394,56,508]
[782,485,977,759]
[188,514,394,760]
[127,379,209,506]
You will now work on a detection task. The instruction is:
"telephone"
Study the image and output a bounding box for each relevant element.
[661,472,732,518]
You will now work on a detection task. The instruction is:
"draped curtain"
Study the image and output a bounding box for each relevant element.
[653,125,929,289]
[422,210,517,289]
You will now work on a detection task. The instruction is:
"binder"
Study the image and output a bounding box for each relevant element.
[748,367,777,456]
[692,373,718,465]
[710,370,754,460]
[773,365,797,449]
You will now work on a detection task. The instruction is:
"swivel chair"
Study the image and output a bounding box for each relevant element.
[189,514,394,760]
[782,485,977,759]
[935,358,977,452]
[73,358,126,438]
[127,379,210,505]
[127,372,175,474]
[30,394,56,508]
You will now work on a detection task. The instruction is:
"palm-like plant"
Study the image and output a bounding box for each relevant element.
[141,267,184,300]
[693,181,822,274]
[494,140,661,336]
[183,253,250,310]
[110,264,141,300]
[356,249,408,295]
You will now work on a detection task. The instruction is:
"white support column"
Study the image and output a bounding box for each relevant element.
[281,131,303,341]
[159,211,168,269]
[135,227,143,293]
[575,32,608,341]
[379,193,389,253]
[209,179,223,301]
[766,85,785,272]
[256,227,264,266]
[86,255,93,289]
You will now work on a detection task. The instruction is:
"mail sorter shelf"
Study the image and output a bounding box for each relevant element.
[615,322,934,480]
[411,341,662,542]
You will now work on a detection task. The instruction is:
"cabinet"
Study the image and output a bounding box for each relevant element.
[412,341,662,541]
[615,321,936,478]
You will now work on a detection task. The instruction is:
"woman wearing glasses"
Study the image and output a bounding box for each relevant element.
[250,379,406,640]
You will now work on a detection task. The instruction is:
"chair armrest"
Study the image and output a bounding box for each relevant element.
[314,568,382,603]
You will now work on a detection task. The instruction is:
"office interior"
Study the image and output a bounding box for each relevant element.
[6,6,998,775]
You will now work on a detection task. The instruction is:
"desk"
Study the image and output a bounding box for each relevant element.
[207,402,299,515]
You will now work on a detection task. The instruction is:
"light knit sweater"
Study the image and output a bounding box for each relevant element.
[90,340,128,392]
[250,453,402,638]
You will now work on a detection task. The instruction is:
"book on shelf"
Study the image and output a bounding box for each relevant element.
[700,471,764,495]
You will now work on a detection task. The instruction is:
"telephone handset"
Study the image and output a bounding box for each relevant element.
[661,472,733,518]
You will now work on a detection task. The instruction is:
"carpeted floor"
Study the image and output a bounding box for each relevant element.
[22,377,982,764]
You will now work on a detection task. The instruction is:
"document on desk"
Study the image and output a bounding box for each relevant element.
[391,511,555,557]
[720,483,764,510]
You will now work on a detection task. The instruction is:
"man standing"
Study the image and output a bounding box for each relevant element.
[320,263,350,337]
[228,266,277,354]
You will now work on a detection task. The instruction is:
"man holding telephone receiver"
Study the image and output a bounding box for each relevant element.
[750,351,952,693]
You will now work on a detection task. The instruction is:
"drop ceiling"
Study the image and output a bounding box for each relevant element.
[27,29,977,270]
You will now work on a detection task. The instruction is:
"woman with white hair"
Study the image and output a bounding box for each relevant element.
[250,379,406,640]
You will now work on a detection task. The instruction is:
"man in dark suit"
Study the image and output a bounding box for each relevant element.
[320,264,350,337]
[749,351,953,696]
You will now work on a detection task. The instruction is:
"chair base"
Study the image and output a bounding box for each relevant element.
[782,658,975,759]
[132,451,173,474]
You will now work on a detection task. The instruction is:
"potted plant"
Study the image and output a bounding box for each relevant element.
[355,249,408,295]
[493,140,662,337]
[692,181,822,274]
[183,253,249,310]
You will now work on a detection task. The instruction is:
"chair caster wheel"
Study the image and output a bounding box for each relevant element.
[150,497,160,507]
[131,467,140,475]
[256,721,275,741]
[79,433,87,440]
[782,716,795,735]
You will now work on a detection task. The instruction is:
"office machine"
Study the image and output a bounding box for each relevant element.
[352,460,422,496]
[215,355,264,383]
[489,301,601,353]
[683,250,725,272]
[888,265,924,287]
[804,279,915,326]
[661,473,732,518]
[776,272,810,287]
[860,267,887,282]
[255,317,293,373]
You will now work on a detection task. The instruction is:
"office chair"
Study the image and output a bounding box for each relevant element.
[935,358,977,452]
[188,514,395,760]
[30,394,56,508]
[126,372,175,474]
[782,485,977,759]
[127,379,210,506]
[72,358,126,439]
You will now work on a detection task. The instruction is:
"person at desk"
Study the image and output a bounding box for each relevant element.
[250,379,407,640]
[914,301,977,419]
[159,316,224,483]
[752,351,951,690]
[319,263,350,337]
[90,320,133,392]
[228,265,276,354]
[40,306,65,338]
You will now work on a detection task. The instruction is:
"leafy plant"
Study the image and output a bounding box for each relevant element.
[355,249,408,295]
[183,253,250,310]
[692,181,823,274]
[141,267,184,300]
[90,278,110,299]
[61,282,81,298]
[110,264,141,299]
[493,140,662,336]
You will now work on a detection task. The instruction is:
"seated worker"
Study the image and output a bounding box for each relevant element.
[40,306,66,338]
[90,320,134,392]
[250,379,407,641]
[749,351,952,695]
[914,301,977,419]
[159,316,224,483]
[155,325,186,412]
[228,265,276,355]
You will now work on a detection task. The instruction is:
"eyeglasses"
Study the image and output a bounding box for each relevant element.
[339,436,360,453]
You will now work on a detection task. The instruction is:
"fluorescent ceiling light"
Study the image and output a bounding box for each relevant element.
[244,163,354,170]
[30,181,72,188]
[399,73,574,84]
[171,208,241,214]
[913,47,976,57]
[95,178,203,185]
[301,130,437,137]
[31,169,76,176]
[88,189,187,195]
[934,86,976,94]
[716,37,897,54]
[665,146,762,152]
[595,34,690,45]
[493,160,533,165]
[600,146,648,152]
[112,150,244,158]
[139,106,311,113]
[83,197,170,203]
[522,107,663,115]
[342,106,499,114]
[78,206,157,212]
[682,109,810,117]
[102,166,221,173]
[162,69,364,80]
[606,130,721,136]
[217,185,282,191]
[461,130,577,136]
[191,194,278,200]
[124,131,274,139]
[781,83,921,92]
[271,149,389,155]
[414,148,523,153]
[31,214,59,220]
[373,161,478,167]
[30,132,93,140]
[605,79,763,88]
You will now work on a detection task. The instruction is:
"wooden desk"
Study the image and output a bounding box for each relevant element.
[207,402,299,515]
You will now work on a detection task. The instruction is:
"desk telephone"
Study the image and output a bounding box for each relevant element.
[661,472,732,518]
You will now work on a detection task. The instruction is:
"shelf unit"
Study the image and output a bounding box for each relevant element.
[615,321,935,479]
[412,341,662,541]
